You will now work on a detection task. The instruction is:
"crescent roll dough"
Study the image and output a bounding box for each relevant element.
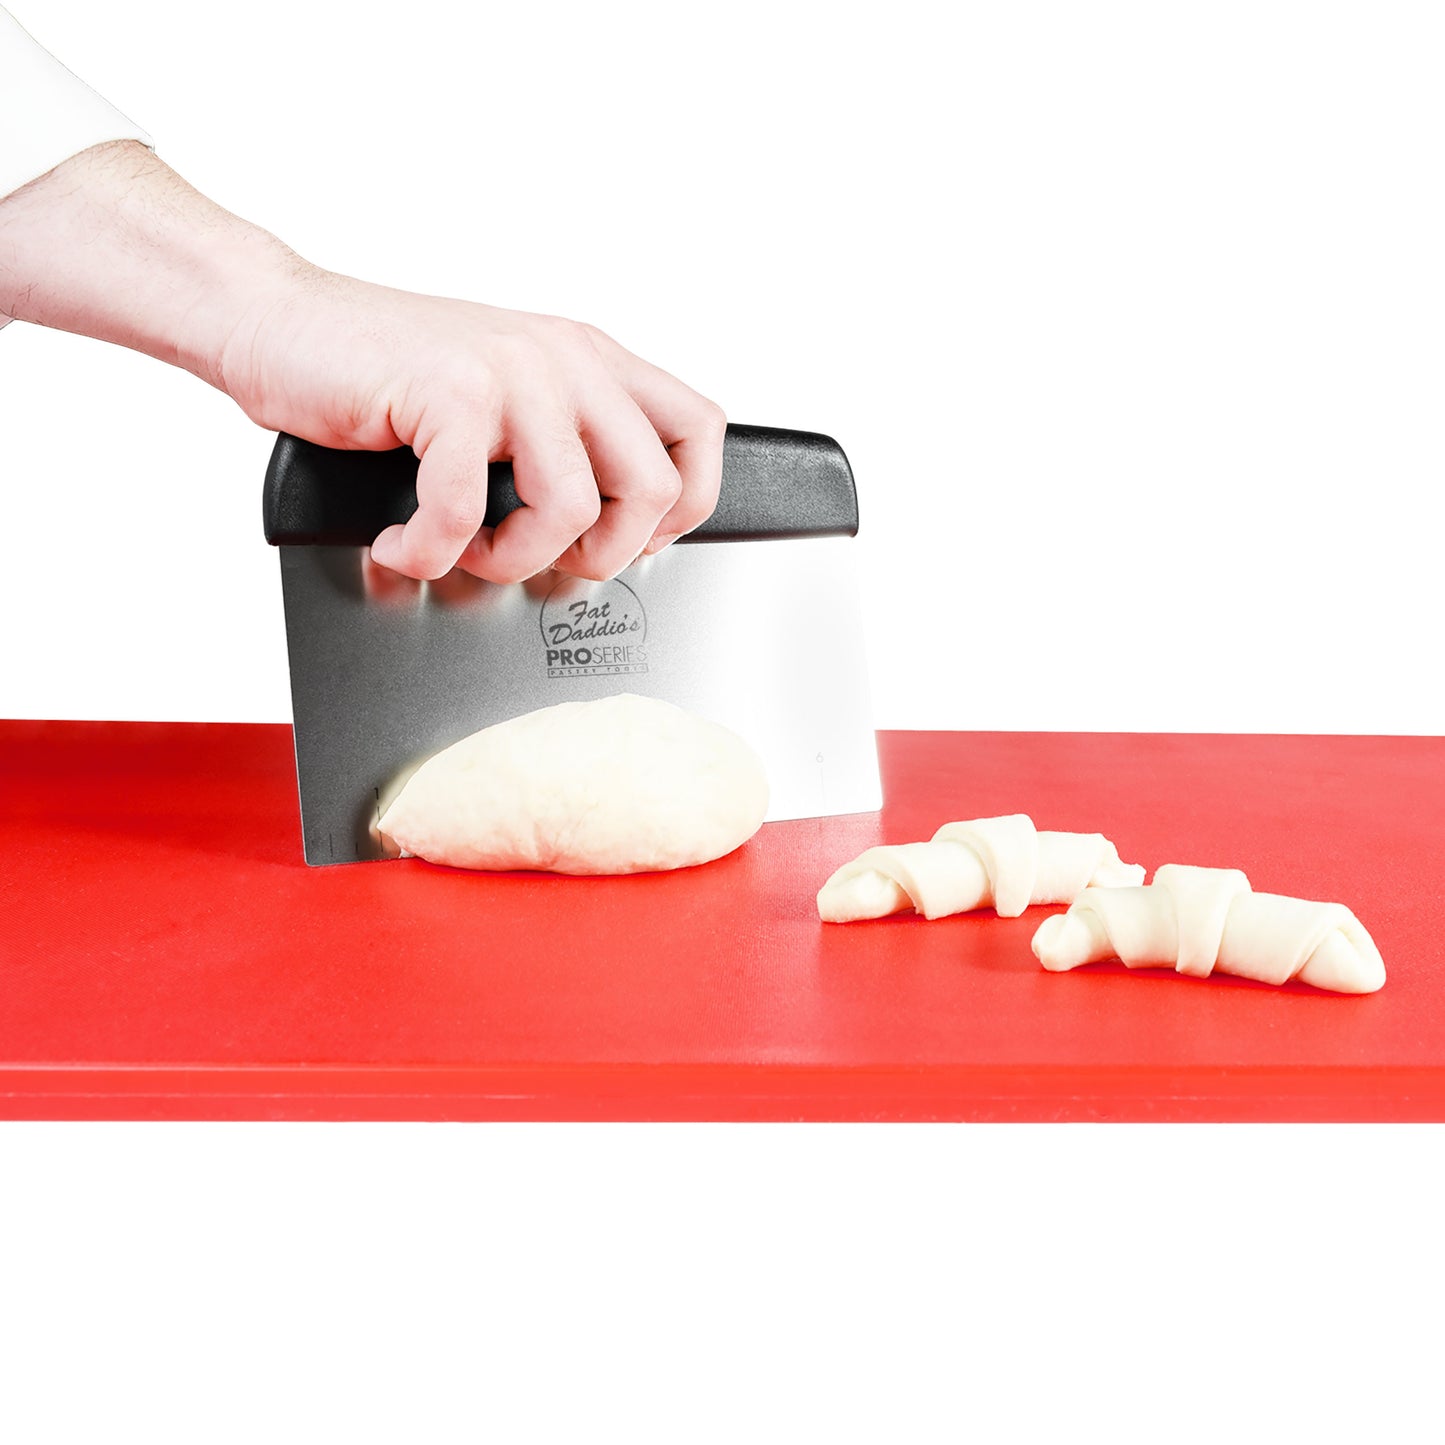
[1031,864,1386,994]
[816,814,1145,923]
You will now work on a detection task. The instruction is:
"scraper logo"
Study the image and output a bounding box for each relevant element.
[539,577,649,678]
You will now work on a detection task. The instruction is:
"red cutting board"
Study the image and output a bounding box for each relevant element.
[2,722,1441,1120]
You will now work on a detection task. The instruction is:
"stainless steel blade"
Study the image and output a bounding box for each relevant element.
[278,537,881,864]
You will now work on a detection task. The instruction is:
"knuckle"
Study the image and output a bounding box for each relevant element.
[502,333,549,377]
[419,468,490,531]
[440,359,498,407]
[442,500,486,536]
[638,468,684,510]
[695,397,727,440]
[414,499,483,547]
[525,314,590,361]
[549,315,591,348]
[558,488,603,534]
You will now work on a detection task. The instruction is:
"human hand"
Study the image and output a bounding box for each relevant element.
[0,141,725,582]
[220,271,727,582]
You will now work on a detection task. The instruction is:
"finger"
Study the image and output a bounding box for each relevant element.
[551,391,683,581]
[360,551,422,607]
[369,426,494,580]
[456,407,601,584]
[582,329,726,552]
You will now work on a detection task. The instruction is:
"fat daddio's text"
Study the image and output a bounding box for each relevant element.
[545,599,642,646]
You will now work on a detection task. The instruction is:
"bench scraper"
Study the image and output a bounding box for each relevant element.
[263,424,882,865]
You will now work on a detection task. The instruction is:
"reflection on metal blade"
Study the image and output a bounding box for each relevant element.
[279,537,881,864]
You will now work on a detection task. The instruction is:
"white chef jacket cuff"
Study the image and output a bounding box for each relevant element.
[0,7,154,202]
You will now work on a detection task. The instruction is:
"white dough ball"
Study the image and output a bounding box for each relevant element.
[376,694,770,875]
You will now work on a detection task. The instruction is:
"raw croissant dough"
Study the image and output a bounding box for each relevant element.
[377,694,769,875]
[816,814,1145,922]
[1031,864,1386,993]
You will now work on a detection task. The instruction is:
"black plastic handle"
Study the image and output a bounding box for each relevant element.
[262,423,858,546]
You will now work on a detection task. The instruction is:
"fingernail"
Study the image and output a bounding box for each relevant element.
[644,533,681,556]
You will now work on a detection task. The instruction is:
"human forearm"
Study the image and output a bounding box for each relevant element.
[0,137,726,584]
[0,139,301,388]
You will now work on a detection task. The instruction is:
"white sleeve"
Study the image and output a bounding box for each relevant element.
[0,6,154,328]
[0,5,154,199]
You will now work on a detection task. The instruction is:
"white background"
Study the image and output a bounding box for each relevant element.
[3,0,1442,731]
[3,3,1443,1440]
